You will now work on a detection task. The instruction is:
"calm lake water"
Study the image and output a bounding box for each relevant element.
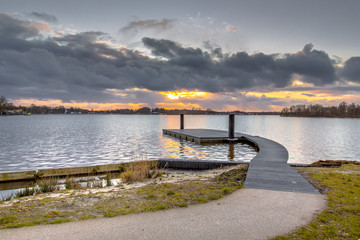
[0,115,359,172]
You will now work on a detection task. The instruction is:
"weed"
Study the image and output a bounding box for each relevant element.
[118,164,126,173]
[104,212,118,218]
[195,197,208,204]
[207,193,221,200]
[65,176,80,190]
[0,192,14,201]
[91,167,99,175]
[176,202,188,208]
[0,216,17,224]
[50,218,72,224]
[47,210,60,215]
[80,215,96,220]
[105,173,112,187]
[146,194,157,200]
[17,185,36,197]
[221,187,231,195]
[167,190,175,196]
[37,178,59,193]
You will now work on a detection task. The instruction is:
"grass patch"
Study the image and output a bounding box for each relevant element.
[50,218,72,224]
[80,215,96,220]
[0,165,247,229]
[94,166,247,217]
[274,163,360,240]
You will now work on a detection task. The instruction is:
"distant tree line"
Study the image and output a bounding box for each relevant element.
[1,95,283,116]
[280,102,360,118]
[1,96,253,115]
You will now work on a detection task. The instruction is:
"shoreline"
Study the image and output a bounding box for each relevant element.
[0,162,359,239]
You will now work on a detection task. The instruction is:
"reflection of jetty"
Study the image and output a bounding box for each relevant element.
[163,114,319,194]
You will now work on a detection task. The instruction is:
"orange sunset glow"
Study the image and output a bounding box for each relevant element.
[160,91,210,100]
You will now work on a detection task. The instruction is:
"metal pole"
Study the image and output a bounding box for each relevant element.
[228,113,235,139]
[180,114,184,129]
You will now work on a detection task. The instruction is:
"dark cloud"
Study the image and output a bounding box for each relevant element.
[341,57,360,82]
[282,44,336,85]
[0,13,358,104]
[120,19,175,33]
[29,12,58,23]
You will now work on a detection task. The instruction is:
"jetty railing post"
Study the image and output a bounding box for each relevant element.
[228,113,235,139]
[180,114,184,129]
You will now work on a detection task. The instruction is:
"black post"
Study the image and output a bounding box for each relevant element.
[228,113,235,139]
[180,114,184,129]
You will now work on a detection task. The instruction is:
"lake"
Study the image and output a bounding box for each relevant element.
[0,115,359,172]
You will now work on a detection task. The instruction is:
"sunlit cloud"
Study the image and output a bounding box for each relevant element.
[98,53,117,60]
[225,25,239,33]
[291,80,314,87]
[160,90,210,100]
[29,21,51,32]
[244,91,343,102]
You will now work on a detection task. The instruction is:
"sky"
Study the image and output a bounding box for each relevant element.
[0,0,360,111]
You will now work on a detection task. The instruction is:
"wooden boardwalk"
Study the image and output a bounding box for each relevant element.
[163,129,319,194]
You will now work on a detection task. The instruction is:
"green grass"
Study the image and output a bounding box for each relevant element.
[0,166,248,229]
[274,163,360,240]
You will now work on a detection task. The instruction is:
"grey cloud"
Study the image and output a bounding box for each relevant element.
[341,57,360,82]
[0,13,38,39]
[143,38,338,91]
[120,19,175,33]
[0,14,357,104]
[282,44,336,85]
[29,12,58,23]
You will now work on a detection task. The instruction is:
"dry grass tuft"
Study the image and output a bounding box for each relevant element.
[120,161,158,183]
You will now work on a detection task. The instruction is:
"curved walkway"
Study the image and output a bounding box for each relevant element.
[242,133,320,193]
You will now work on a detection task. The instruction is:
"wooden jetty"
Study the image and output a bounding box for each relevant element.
[163,128,319,194]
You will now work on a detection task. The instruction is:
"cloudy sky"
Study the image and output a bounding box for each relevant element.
[1,0,359,111]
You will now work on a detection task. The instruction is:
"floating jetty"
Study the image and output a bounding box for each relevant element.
[163,127,319,194]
